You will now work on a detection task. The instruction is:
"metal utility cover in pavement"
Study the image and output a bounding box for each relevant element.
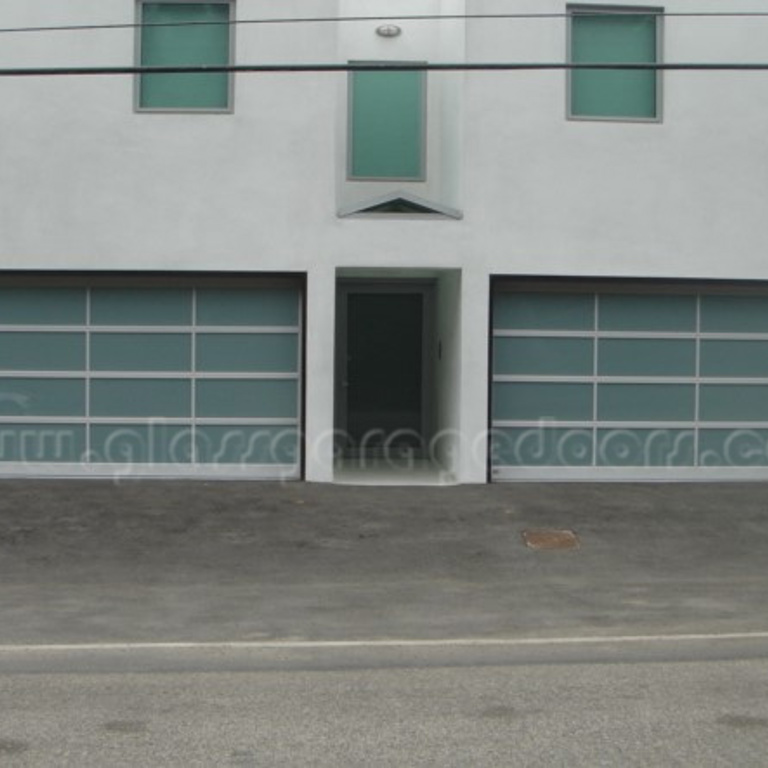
[522,529,580,550]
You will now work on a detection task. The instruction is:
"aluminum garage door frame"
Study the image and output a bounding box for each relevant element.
[491,279,768,481]
[0,273,304,480]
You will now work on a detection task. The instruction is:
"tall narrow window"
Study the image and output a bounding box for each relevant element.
[138,2,232,111]
[349,67,426,180]
[569,6,661,120]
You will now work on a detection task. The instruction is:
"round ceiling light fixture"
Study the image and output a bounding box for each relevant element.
[376,24,402,38]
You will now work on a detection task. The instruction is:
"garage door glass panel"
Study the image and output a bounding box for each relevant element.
[196,426,299,464]
[0,333,86,371]
[90,334,191,372]
[0,424,85,463]
[598,384,695,422]
[700,385,768,422]
[699,429,768,467]
[598,339,695,377]
[196,334,298,373]
[492,427,593,466]
[494,293,593,330]
[90,289,192,326]
[599,294,696,332]
[493,382,593,421]
[0,378,85,417]
[597,429,694,466]
[196,289,299,327]
[0,288,86,325]
[90,424,194,464]
[700,296,768,333]
[196,380,298,419]
[493,337,593,376]
[90,380,191,418]
[700,340,768,378]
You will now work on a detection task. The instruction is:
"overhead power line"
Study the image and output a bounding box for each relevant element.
[2,11,768,36]
[1,63,768,78]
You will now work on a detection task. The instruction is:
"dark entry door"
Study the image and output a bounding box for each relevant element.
[343,291,425,455]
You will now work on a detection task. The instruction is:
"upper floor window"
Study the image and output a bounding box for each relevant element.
[568,5,662,121]
[137,1,233,112]
[348,67,426,181]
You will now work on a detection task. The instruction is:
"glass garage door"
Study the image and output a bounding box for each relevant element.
[491,286,768,480]
[0,279,302,478]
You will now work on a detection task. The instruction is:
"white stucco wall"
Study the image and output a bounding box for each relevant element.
[1,0,765,276]
[1,0,767,481]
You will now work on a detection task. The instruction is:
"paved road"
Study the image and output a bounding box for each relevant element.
[1,480,767,764]
[1,638,768,767]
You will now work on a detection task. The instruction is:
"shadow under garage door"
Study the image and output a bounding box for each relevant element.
[0,275,303,479]
[491,280,768,481]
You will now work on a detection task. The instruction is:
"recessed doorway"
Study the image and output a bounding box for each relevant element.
[335,280,435,463]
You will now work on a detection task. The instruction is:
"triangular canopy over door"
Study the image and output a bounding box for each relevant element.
[338,191,462,219]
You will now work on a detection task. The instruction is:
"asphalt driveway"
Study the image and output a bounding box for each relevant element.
[0,480,767,645]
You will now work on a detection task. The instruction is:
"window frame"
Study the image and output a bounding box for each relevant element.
[566,4,664,123]
[346,63,428,182]
[134,0,235,114]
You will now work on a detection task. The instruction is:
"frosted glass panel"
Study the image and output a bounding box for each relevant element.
[598,294,696,332]
[493,337,593,376]
[699,429,768,467]
[700,296,768,333]
[91,334,191,371]
[0,424,85,462]
[197,289,299,326]
[492,382,593,421]
[196,380,298,418]
[0,288,86,325]
[491,427,593,466]
[598,339,695,377]
[571,12,658,119]
[0,333,85,371]
[140,2,230,110]
[701,340,768,378]
[350,70,424,180]
[197,334,298,372]
[90,380,191,418]
[700,385,768,422]
[91,289,192,326]
[597,428,694,466]
[90,424,193,464]
[196,426,299,464]
[0,378,85,417]
[598,384,695,421]
[493,293,594,331]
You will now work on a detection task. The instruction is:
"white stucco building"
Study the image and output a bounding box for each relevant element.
[1,0,767,482]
